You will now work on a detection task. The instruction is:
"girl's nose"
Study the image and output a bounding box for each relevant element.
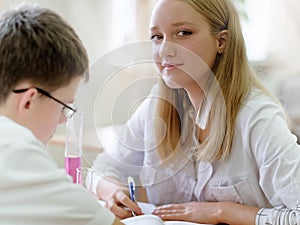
[159,40,176,58]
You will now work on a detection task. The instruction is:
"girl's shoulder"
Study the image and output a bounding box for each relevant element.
[238,88,286,123]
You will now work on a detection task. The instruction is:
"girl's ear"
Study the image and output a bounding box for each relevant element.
[17,88,39,117]
[216,30,228,54]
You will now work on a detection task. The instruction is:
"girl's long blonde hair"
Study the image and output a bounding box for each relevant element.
[156,0,278,162]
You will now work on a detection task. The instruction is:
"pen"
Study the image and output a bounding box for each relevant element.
[127,176,136,216]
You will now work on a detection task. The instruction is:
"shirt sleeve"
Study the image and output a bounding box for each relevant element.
[256,205,300,225]
[241,96,300,209]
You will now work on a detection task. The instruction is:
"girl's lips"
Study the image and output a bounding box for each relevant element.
[162,62,184,70]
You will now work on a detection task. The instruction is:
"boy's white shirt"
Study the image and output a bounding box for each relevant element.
[0,116,115,225]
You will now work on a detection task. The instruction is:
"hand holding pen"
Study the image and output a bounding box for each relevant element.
[128,176,142,217]
[97,175,142,219]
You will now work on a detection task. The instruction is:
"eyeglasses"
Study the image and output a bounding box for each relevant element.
[12,87,77,118]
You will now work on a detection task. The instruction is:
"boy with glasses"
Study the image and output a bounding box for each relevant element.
[0,3,123,225]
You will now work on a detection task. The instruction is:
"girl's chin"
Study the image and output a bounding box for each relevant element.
[161,76,182,89]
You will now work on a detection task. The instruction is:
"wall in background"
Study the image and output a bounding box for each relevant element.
[1,0,300,166]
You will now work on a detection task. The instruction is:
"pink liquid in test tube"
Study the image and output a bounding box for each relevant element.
[64,115,83,183]
[65,156,81,183]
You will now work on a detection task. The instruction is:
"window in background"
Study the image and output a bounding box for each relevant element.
[238,0,272,62]
[111,0,136,48]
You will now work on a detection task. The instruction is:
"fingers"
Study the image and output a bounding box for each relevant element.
[152,204,187,221]
[152,209,184,220]
[154,204,185,212]
[107,201,132,219]
[115,190,143,214]
[106,191,131,218]
[106,189,143,219]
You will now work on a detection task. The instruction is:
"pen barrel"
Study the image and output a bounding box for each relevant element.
[128,176,136,202]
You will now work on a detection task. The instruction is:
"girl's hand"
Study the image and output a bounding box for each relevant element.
[152,201,222,224]
[105,187,143,219]
[152,201,259,225]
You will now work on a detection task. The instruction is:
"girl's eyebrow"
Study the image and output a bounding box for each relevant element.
[171,21,195,27]
[150,21,195,31]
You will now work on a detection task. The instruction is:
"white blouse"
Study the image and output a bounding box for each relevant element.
[93,87,300,225]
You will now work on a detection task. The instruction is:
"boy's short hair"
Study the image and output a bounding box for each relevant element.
[0,3,89,104]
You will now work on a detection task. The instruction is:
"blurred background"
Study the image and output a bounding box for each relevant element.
[1,0,300,167]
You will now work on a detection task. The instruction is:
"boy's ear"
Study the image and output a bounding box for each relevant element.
[17,88,38,117]
[216,29,228,53]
